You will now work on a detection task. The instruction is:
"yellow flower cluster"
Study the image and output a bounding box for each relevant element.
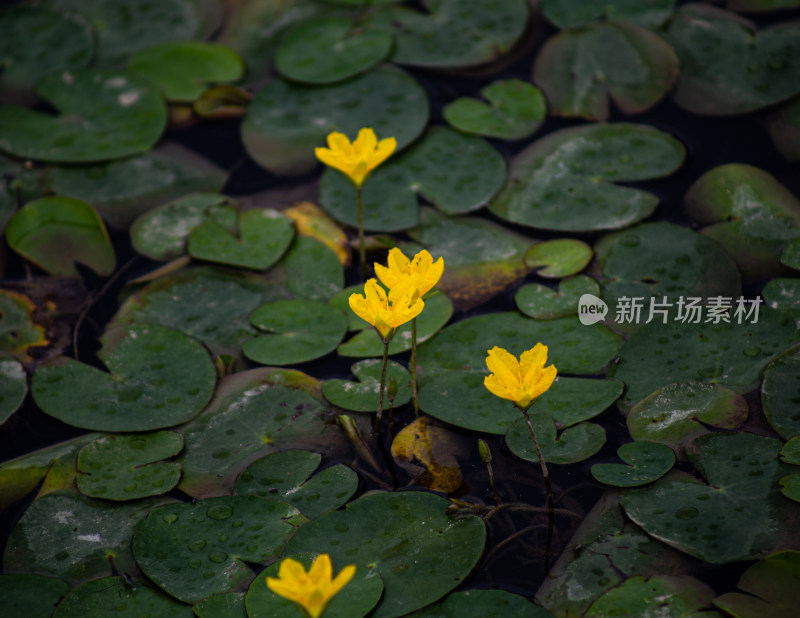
[266,554,356,618]
[314,128,396,188]
[484,344,557,409]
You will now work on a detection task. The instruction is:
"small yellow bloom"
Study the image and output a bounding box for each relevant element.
[348,278,424,340]
[315,128,397,188]
[484,344,557,409]
[266,554,356,618]
[374,248,444,297]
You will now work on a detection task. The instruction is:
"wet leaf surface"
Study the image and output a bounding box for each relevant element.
[54,576,192,617]
[591,441,676,487]
[323,358,412,411]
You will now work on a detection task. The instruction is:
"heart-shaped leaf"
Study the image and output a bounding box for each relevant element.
[505,414,606,464]
[585,575,715,617]
[516,276,600,320]
[713,551,800,618]
[525,239,593,278]
[323,359,412,412]
[54,576,192,617]
[32,324,216,431]
[591,441,676,487]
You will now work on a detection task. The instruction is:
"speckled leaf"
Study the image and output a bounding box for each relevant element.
[54,577,193,618]
[130,193,237,261]
[323,359,411,412]
[32,324,216,431]
[188,208,295,270]
[612,307,798,409]
[285,491,486,618]
[0,6,92,104]
[281,236,344,301]
[127,41,244,102]
[684,163,800,282]
[244,299,347,365]
[366,0,529,69]
[177,368,351,498]
[109,266,291,362]
[405,589,553,618]
[763,278,800,317]
[276,16,392,84]
[234,450,358,518]
[534,22,678,120]
[526,239,593,278]
[591,441,676,487]
[541,0,676,29]
[762,344,800,439]
[714,551,800,618]
[621,432,799,563]
[490,123,685,231]
[585,575,715,617]
[407,208,534,311]
[5,197,115,277]
[627,382,749,454]
[246,552,383,618]
[0,70,166,163]
[664,4,800,115]
[3,490,170,583]
[391,417,465,493]
[506,414,606,464]
[443,80,546,140]
[43,142,227,229]
[133,496,300,603]
[241,67,428,176]
[319,127,506,229]
[0,357,26,426]
[763,95,800,162]
[516,276,600,320]
[76,431,183,501]
[0,290,48,360]
[337,291,452,357]
[193,592,246,618]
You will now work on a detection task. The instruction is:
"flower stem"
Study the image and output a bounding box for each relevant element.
[374,334,391,436]
[410,317,419,415]
[356,187,366,282]
[520,406,555,572]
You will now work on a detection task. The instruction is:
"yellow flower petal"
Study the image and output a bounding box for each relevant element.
[484,344,556,408]
[267,554,356,618]
[315,128,396,188]
[353,127,378,155]
[371,137,398,169]
[485,346,521,389]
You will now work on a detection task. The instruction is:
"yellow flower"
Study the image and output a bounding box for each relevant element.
[266,554,356,618]
[348,278,424,340]
[374,248,444,297]
[315,128,397,188]
[484,344,557,409]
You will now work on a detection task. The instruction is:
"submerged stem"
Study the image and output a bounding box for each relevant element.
[410,317,419,415]
[374,333,391,436]
[356,187,366,282]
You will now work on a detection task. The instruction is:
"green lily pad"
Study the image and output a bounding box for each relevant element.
[611,308,797,408]
[319,127,506,230]
[0,290,48,360]
[130,193,237,261]
[177,368,351,498]
[246,552,383,618]
[585,574,715,617]
[127,41,244,102]
[0,357,27,426]
[627,382,749,454]
[43,142,228,229]
[780,474,800,503]
[782,436,800,465]
[405,589,552,617]
[193,592,246,618]
[420,374,622,435]
[241,67,428,176]
[516,276,600,320]
[44,0,212,66]
[489,123,685,231]
[541,0,676,29]
[244,299,347,365]
[188,208,295,270]
[285,491,486,618]
[0,6,92,104]
[276,16,392,84]
[109,267,291,362]
[443,80,547,140]
[526,239,593,278]
[762,344,800,439]
[506,414,606,464]
[664,4,800,115]
[281,236,344,301]
[0,69,166,163]
[3,490,170,583]
[534,21,678,120]
[366,0,529,69]
[684,163,800,282]
[714,550,800,618]
[407,208,534,311]
[133,496,300,603]
[32,323,216,431]
[76,431,183,501]
[234,450,358,519]
[621,432,799,563]
[323,359,412,412]
[763,95,800,162]
[5,197,115,277]
[591,441,676,487]
[782,237,800,270]
[337,291,452,357]
[54,577,193,618]
[0,574,70,618]
[763,277,800,317]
